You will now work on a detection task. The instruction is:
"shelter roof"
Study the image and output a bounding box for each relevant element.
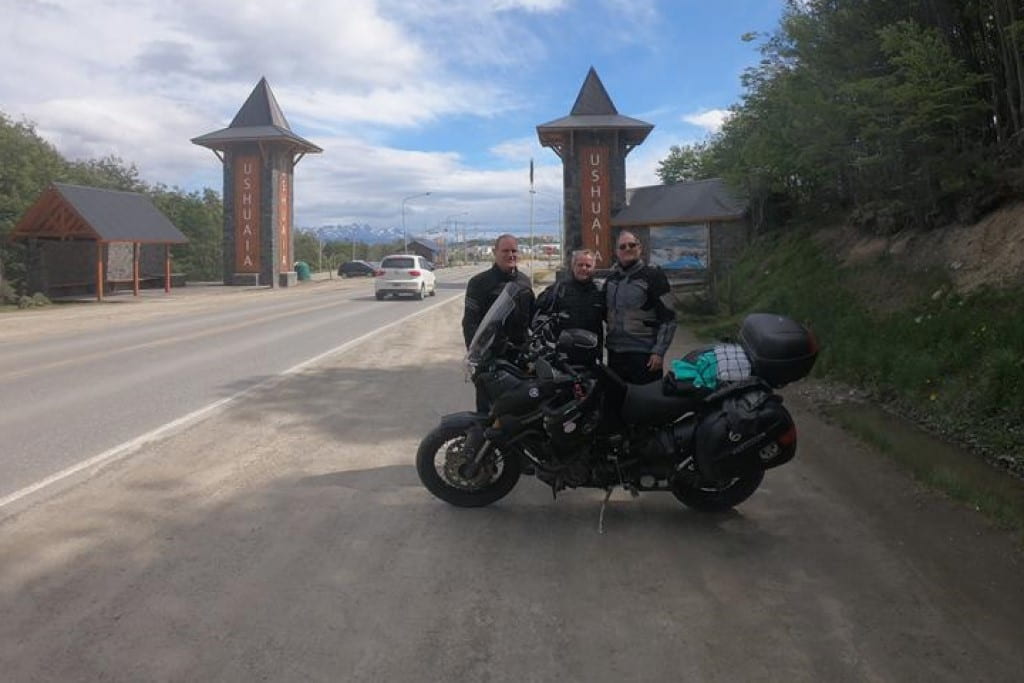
[10,183,188,243]
[410,237,441,254]
[537,67,653,147]
[612,178,747,226]
[191,77,322,153]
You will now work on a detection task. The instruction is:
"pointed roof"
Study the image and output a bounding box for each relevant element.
[230,76,291,128]
[10,183,188,243]
[570,67,618,115]
[537,67,653,149]
[191,77,322,154]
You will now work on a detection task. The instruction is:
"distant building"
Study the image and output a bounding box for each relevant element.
[612,178,749,288]
[10,183,188,300]
[407,237,443,265]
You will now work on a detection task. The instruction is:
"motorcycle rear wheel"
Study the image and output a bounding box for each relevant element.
[672,470,764,512]
[416,424,521,507]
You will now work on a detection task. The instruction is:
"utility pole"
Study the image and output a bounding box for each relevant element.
[529,158,535,280]
[317,228,324,273]
[401,192,431,253]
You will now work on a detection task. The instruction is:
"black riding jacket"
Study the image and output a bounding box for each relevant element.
[605,260,676,357]
[535,277,605,349]
[462,264,535,350]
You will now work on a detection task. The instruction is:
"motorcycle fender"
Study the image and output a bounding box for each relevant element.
[437,411,489,432]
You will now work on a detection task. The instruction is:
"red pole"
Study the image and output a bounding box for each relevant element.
[96,242,104,302]
[133,242,140,296]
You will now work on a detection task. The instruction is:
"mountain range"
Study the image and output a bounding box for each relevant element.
[297,224,404,245]
[298,223,559,245]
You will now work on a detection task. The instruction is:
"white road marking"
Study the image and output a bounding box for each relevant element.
[0,295,462,510]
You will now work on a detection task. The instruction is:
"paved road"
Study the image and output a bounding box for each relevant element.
[0,268,477,503]
[0,286,1022,682]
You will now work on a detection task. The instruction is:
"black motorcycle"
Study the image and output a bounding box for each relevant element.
[416,282,818,514]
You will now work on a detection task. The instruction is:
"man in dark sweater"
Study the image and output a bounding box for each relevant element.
[462,234,535,411]
[534,249,604,366]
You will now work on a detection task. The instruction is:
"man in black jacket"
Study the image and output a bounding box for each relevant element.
[462,234,535,411]
[534,249,604,366]
[605,230,676,384]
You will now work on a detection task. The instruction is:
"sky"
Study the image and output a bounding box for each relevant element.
[1,0,786,238]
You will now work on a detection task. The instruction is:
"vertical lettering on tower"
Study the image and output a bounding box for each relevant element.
[579,146,610,266]
[277,172,291,269]
[234,155,261,272]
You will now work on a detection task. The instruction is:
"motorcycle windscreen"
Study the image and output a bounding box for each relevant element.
[467,282,519,365]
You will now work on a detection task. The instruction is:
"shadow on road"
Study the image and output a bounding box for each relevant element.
[0,451,786,680]
[213,360,472,446]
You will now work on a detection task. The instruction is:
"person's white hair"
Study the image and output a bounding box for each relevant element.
[571,249,595,265]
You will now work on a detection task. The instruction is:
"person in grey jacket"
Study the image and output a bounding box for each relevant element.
[604,230,676,384]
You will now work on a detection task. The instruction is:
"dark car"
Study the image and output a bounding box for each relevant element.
[338,260,377,277]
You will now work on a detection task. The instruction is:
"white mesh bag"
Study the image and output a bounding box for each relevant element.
[714,343,752,381]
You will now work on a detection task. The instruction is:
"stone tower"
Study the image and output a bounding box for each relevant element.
[192,77,322,286]
[537,67,653,269]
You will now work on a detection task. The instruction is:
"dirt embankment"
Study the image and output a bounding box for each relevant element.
[819,200,1024,296]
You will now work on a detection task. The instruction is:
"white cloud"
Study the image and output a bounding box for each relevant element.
[488,136,542,162]
[682,108,732,133]
[491,0,568,10]
[0,0,769,235]
[292,134,560,230]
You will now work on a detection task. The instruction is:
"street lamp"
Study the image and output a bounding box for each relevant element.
[402,192,431,253]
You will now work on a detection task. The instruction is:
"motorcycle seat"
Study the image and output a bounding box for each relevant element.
[621,379,702,426]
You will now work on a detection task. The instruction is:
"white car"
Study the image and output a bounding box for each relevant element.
[374,254,437,300]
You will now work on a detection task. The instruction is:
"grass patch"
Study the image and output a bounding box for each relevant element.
[690,230,1024,471]
[828,402,1024,538]
[678,228,1024,535]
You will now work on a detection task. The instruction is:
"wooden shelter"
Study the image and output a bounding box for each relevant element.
[9,183,188,301]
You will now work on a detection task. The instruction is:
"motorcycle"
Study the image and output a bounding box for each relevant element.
[416,282,818,517]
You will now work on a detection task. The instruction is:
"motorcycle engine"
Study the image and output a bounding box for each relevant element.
[542,396,596,451]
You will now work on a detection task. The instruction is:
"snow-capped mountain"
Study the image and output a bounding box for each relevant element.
[297,224,404,245]
[298,223,559,245]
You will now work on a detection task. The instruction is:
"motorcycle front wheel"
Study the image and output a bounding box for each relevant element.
[416,424,521,507]
[672,470,764,512]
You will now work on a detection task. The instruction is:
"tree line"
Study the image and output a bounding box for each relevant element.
[0,111,223,296]
[0,110,427,297]
[658,0,1024,233]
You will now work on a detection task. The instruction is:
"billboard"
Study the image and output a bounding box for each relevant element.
[648,224,708,271]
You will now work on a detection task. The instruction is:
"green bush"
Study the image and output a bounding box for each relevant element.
[703,231,1024,463]
[0,279,16,305]
[16,292,50,309]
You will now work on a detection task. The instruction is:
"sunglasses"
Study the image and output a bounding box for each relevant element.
[618,242,639,250]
